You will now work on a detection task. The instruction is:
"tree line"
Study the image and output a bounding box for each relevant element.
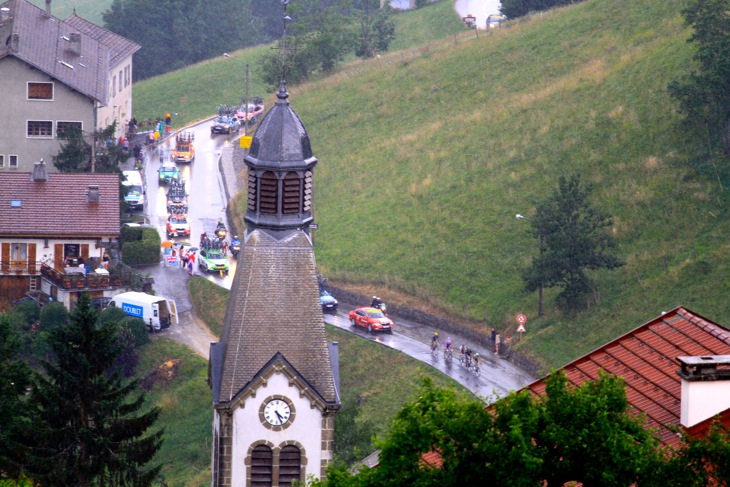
[103,0,396,83]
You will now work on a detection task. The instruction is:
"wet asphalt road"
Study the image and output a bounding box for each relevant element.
[130,121,535,402]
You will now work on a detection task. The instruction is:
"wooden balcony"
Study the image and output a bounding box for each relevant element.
[1,260,40,275]
[40,263,131,290]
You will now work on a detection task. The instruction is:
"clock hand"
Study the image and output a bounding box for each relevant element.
[275,411,284,424]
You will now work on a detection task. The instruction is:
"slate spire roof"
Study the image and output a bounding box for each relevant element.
[211,85,338,408]
[211,230,338,406]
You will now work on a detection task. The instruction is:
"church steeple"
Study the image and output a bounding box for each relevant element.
[243,80,316,237]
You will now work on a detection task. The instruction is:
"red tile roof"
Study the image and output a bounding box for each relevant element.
[0,172,120,238]
[525,307,730,449]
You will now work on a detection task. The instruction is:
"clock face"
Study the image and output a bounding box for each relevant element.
[263,399,291,426]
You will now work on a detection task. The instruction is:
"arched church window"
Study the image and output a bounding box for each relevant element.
[260,171,278,214]
[278,445,301,487]
[282,172,301,214]
[251,445,273,487]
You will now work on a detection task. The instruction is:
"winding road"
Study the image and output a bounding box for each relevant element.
[129,117,534,402]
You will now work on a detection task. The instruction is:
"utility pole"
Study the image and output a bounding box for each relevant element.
[244,64,250,136]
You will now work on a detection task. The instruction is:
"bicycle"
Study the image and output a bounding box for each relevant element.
[430,340,439,357]
[443,347,453,363]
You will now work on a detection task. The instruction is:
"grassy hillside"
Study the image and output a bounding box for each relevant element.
[28,0,110,24]
[135,0,730,371]
[131,0,465,126]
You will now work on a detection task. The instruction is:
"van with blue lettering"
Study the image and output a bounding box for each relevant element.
[108,292,178,332]
[122,170,146,211]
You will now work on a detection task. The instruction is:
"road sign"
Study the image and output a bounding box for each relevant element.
[239,136,253,149]
[516,323,526,333]
[516,314,527,325]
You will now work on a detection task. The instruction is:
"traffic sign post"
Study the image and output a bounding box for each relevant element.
[516,314,527,340]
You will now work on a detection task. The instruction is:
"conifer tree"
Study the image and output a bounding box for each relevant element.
[22,295,163,487]
[522,175,623,311]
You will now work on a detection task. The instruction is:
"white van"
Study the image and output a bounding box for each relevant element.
[122,170,146,211]
[108,292,178,332]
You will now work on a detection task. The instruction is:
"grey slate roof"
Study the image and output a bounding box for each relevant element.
[64,13,140,68]
[247,82,314,168]
[0,171,120,237]
[0,0,111,103]
[212,228,338,405]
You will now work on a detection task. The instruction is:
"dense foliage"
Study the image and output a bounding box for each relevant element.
[668,0,730,155]
[522,175,623,311]
[315,374,730,486]
[260,0,396,86]
[103,0,259,81]
[14,295,163,486]
[52,123,126,173]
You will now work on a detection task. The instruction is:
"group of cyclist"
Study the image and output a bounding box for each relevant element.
[430,332,482,373]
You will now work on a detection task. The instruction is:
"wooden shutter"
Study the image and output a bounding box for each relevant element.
[1,243,8,273]
[81,244,90,262]
[250,445,273,487]
[278,445,301,487]
[28,243,36,273]
[54,243,63,270]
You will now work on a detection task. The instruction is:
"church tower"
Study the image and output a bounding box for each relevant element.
[209,80,340,487]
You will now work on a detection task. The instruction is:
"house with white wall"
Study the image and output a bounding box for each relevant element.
[0,161,132,311]
[0,0,140,173]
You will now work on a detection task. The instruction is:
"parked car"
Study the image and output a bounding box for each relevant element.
[236,102,265,126]
[157,160,180,183]
[198,249,230,274]
[166,213,191,238]
[348,306,394,334]
[320,288,338,313]
[211,115,241,135]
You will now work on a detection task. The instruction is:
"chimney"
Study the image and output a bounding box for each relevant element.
[45,0,51,17]
[87,185,100,202]
[1,7,10,22]
[69,32,81,56]
[677,355,730,428]
[32,159,49,182]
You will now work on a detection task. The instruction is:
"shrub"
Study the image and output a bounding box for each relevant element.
[12,301,40,325]
[121,226,161,266]
[39,303,69,332]
[99,307,149,347]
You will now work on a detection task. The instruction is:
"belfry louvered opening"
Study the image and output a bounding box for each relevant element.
[278,445,301,487]
[251,445,273,486]
[259,171,278,214]
[283,172,301,214]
